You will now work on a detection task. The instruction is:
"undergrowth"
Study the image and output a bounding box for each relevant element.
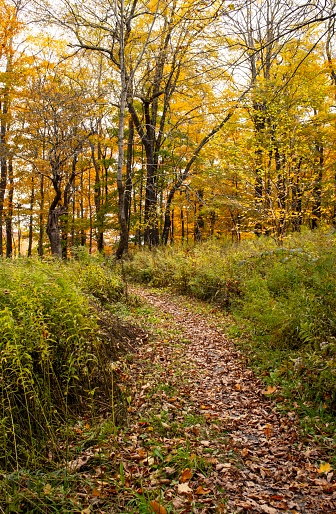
[0,256,126,473]
[126,228,336,444]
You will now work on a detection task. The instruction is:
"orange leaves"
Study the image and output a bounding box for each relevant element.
[179,468,192,483]
[149,501,167,514]
[263,424,272,438]
[262,385,277,395]
[195,485,211,495]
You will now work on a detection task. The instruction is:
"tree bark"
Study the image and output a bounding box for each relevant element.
[5,158,14,258]
[27,174,35,257]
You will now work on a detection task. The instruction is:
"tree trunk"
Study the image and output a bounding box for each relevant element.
[38,174,44,257]
[91,141,104,252]
[5,158,14,258]
[28,174,35,257]
[47,206,64,259]
[116,5,129,260]
[312,143,323,229]
[0,107,8,257]
[125,117,134,229]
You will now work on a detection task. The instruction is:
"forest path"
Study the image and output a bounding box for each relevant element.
[117,287,335,513]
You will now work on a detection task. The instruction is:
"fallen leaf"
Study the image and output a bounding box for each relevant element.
[195,485,210,495]
[260,506,277,514]
[142,456,155,466]
[180,468,192,483]
[91,488,100,497]
[219,463,231,470]
[43,483,52,495]
[172,498,185,509]
[262,385,277,395]
[137,448,146,459]
[276,502,288,510]
[205,456,218,464]
[234,383,242,390]
[241,448,249,458]
[178,482,192,494]
[263,424,272,438]
[165,467,175,475]
[149,500,167,514]
[318,462,333,474]
[81,508,91,514]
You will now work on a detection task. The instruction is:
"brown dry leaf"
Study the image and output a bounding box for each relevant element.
[172,498,185,510]
[180,468,193,483]
[81,508,91,514]
[234,383,242,390]
[260,506,277,514]
[241,448,249,458]
[177,482,192,494]
[239,502,253,510]
[91,488,100,497]
[195,485,211,495]
[276,502,288,510]
[262,385,277,395]
[67,451,93,472]
[149,500,167,514]
[206,456,218,464]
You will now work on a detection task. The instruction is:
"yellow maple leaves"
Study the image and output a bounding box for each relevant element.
[318,462,333,474]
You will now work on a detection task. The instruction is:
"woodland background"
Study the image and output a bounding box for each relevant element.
[1,0,336,258]
[1,1,336,509]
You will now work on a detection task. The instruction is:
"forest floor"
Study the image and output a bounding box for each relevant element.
[81,287,336,514]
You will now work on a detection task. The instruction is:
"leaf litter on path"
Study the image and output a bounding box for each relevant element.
[122,287,336,513]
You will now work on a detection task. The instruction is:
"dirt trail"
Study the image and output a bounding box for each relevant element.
[128,288,336,513]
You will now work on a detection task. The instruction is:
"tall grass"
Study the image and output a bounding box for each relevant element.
[0,257,125,471]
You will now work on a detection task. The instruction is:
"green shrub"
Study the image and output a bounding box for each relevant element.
[0,259,125,470]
